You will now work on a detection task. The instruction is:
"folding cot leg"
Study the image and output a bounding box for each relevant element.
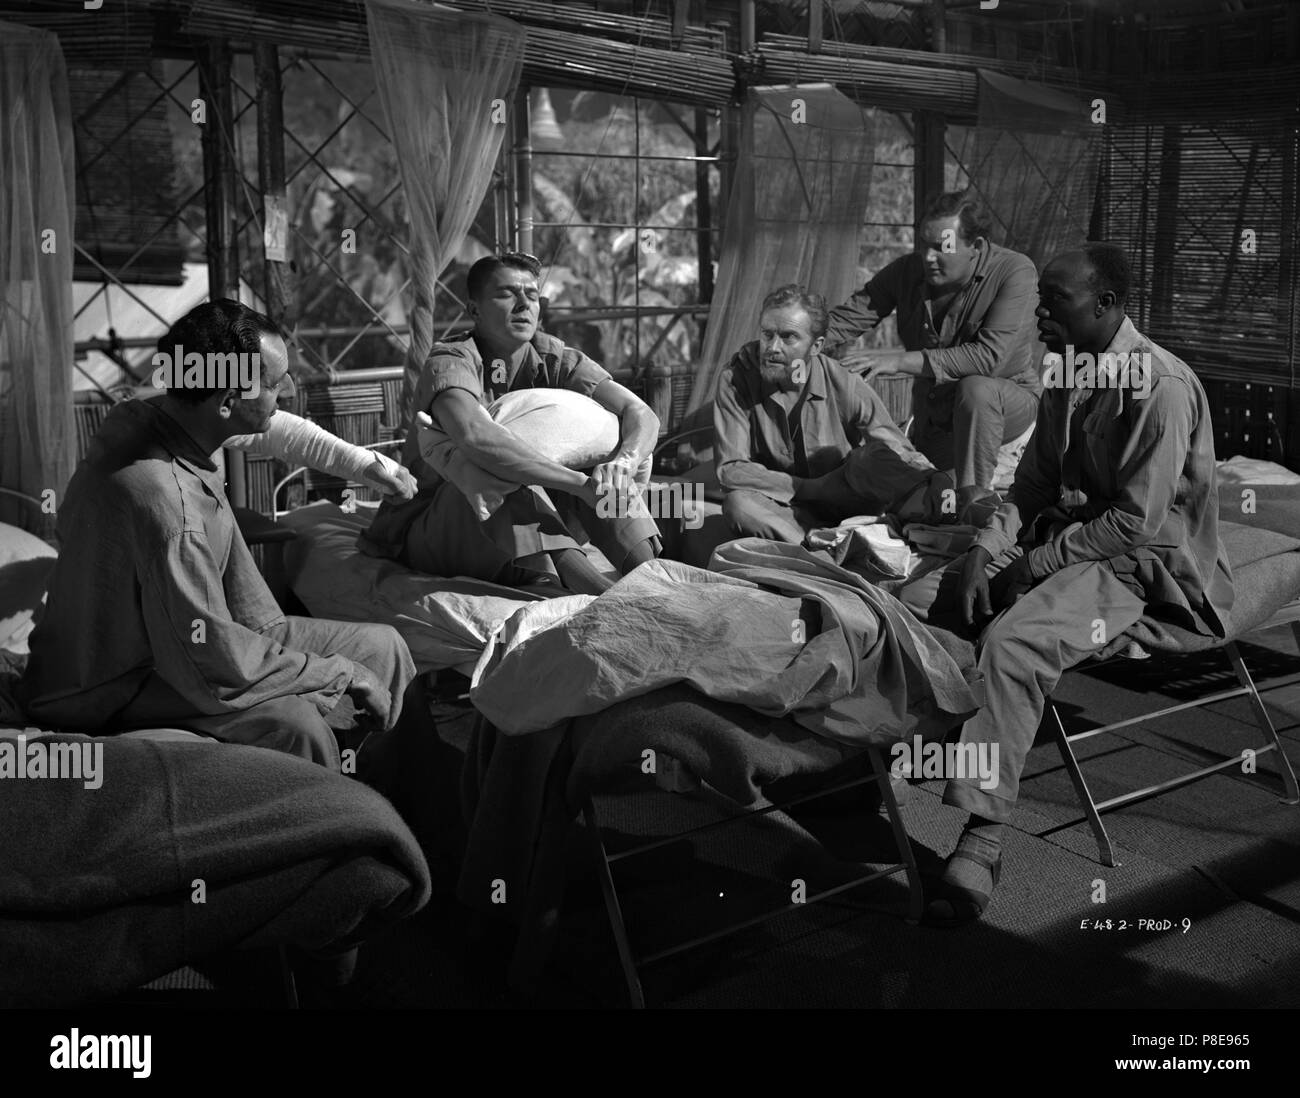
[1050,702,1121,867]
[583,799,646,1009]
[1224,641,1300,805]
[277,946,300,1010]
[868,745,924,924]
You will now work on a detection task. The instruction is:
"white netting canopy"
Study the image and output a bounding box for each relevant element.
[364,0,526,433]
[952,71,1103,268]
[0,22,76,535]
[689,85,877,413]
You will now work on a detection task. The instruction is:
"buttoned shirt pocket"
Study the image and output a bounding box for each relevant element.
[1080,407,1120,501]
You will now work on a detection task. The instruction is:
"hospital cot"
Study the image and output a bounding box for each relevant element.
[0,489,432,1008]
[272,468,1300,1007]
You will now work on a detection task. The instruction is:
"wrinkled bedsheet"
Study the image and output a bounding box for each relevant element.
[471,539,982,745]
[282,501,561,674]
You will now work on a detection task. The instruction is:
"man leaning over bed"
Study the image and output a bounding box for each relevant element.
[893,243,1234,927]
[360,252,662,596]
[21,300,424,769]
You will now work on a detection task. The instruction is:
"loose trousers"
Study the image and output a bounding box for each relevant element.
[723,439,936,544]
[119,617,417,769]
[895,552,1148,821]
[403,479,660,582]
[913,375,1038,492]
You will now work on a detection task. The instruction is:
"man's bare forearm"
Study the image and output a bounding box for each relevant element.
[615,403,659,462]
[458,421,589,494]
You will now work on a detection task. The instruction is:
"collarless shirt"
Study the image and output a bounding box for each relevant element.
[973,317,1234,637]
[713,343,932,503]
[22,399,354,728]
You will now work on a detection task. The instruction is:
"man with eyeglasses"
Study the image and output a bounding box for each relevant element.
[362,252,662,595]
[823,191,1041,510]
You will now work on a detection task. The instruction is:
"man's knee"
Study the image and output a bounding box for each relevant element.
[954,374,1002,412]
[233,696,339,767]
[722,489,770,533]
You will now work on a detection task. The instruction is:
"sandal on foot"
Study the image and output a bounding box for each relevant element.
[921,849,1002,928]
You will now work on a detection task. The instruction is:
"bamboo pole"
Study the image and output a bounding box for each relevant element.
[513,87,533,254]
[199,38,247,508]
[254,41,293,334]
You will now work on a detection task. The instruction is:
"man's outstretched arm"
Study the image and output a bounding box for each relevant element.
[227,410,416,499]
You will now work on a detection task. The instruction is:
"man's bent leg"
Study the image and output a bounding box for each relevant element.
[942,559,1148,821]
[270,617,416,733]
[950,376,1039,492]
[180,695,340,768]
[721,489,809,544]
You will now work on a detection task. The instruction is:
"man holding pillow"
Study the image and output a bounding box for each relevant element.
[362,253,662,595]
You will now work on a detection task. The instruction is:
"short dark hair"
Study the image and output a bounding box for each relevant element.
[759,284,829,339]
[466,252,542,300]
[1080,241,1131,305]
[156,299,280,405]
[920,190,993,245]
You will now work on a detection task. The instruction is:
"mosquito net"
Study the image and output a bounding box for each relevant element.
[364,0,525,433]
[688,85,877,413]
[951,71,1102,269]
[0,23,76,535]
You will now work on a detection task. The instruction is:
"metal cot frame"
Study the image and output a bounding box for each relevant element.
[582,743,921,1009]
[1047,608,1300,868]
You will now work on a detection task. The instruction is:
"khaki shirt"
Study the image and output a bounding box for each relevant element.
[713,343,932,504]
[824,242,1041,428]
[973,317,1234,637]
[362,331,612,556]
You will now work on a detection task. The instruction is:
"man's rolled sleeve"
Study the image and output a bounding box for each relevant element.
[923,260,1037,384]
[556,348,613,397]
[824,260,903,353]
[142,531,355,716]
[1030,383,1194,576]
[422,352,485,408]
[714,366,800,503]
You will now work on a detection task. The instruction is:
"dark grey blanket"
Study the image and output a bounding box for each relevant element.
[0,731,431,1007]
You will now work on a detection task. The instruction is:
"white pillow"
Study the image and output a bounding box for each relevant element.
[487,388,621,468]
[0,522,57,654]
